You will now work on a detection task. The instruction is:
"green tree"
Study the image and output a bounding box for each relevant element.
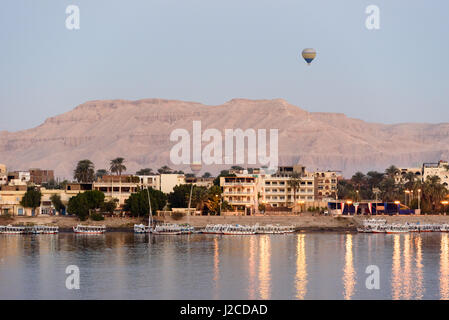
[385,165,400,179]
[74,159,95,183]
[110,157,126,176]
[20,188,42,212]
[83,190,105,210]
[124,188,167,217]
[101,199,117,215]
[157,165,173,174]
[50,194,65,214]
[136,168,154,175]
[202,172,212,178]
[167,184,192,208]
[67,194,90,221]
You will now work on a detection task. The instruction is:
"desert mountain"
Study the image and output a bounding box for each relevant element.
[1,98,449,178]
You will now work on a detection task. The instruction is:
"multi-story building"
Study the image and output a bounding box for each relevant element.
[423,161,449,187]
[7,171,31,184]
[393,167,422,185]
[314,171,340,200]
[93,175,140,205]
[221,176,258,214]
[159,174,186,194]
[0,184,83,216]
[185,176,215,189]
[220,165,317,213]
[262,174,315,208]
[29,168,54,185]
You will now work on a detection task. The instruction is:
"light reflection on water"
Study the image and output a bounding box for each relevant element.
[0,232,448,299]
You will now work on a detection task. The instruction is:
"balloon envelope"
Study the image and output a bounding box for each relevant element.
[301,48,316,64]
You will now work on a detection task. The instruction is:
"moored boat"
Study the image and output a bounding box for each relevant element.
[73,225,106,234]
[152,224,183,235]
[0,225,26,234]
[222,224,256,235]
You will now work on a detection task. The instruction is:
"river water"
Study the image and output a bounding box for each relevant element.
[0,232,448,299]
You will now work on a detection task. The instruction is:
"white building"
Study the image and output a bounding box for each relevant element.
[0,164,7,185]
[423,161,449,187]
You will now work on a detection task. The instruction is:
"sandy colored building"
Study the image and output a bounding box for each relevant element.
[314,171,340,200]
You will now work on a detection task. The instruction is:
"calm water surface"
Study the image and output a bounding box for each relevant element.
[0,232,448,299]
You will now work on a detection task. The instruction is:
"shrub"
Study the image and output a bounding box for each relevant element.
[90,212,105,221]
[171,211,184,221]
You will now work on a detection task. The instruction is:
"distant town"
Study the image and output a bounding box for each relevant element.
[1,159,449,219]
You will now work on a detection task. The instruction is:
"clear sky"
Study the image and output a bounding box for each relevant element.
[1,0,449,131]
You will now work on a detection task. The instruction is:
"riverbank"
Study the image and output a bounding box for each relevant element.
[4,214,449,232]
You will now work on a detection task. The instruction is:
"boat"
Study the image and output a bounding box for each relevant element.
[152,224,183,235]
[441,224,449,232]
[31,225,59,234]
[134,224,151,234]
[385,224,410,234]
[73,225,106,234]
[222,224,256,235]
[201,224,229,234]
[0,225,26,234]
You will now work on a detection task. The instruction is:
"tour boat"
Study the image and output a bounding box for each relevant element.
[441,224,449,232]
[385,224,410,234]
[202,224,229,234]
[73,225,106,234]
[134,224,151,234]
[0,225,26,234]
[256,224,290,234]
[222,225,256,235]
[179,225,195,234]
[31,225,59,234]
[152,224,183,235]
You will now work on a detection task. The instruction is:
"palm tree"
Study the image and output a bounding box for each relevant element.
[385,165,400,179]
[110,157,126,176]
[287,172,302,207]
[74,159,95,183]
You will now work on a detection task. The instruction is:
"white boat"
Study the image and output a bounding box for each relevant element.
[0,225,26,234]
[202,224,229,234]
[73,225,106,234]
[31,225,59,234]
[441,224,449,232]
[385,224,409,234]
[134,224,151,234]
[222,224,256,235]
[152,224,183,235]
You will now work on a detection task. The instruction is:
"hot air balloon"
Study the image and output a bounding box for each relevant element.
[301,48,316,65]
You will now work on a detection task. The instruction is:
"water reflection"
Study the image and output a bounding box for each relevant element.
[402,234,412,299]
[295,234,307,299]
[440,233,449,300]
[391,235,402,299]
[343,234,355,300]
[414,236,424,299]
[248,236,257,299]
[258,236,271,300]
[2,232,449,299]
[213,238,220,299]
